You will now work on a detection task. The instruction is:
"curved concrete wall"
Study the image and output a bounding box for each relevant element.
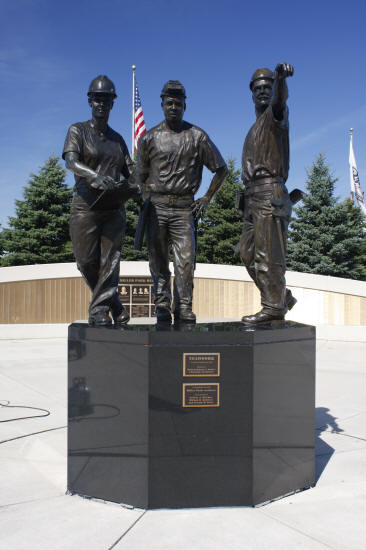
[0,262,365,325]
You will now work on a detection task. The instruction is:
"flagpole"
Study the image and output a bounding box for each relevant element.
[132,65,136,156]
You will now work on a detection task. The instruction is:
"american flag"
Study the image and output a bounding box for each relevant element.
[134,82,146,152]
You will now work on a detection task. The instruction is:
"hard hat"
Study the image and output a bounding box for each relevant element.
[87,75,117,98]
[160,80,186,98]
[249,68,274,90]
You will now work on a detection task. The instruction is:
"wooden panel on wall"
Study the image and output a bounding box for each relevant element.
[324,292,335,325]
[192,278,260,319]
[0,278,91,324]
[361,297,366,326]
[345,295,360,325]
[0,276,365,325]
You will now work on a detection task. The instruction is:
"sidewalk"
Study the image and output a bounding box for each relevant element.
[0,323,365,550]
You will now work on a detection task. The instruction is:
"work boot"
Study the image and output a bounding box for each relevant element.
[286,289,297,311]
[173,319,195,331]
[111,303,130,325]
[110,294,130,324]
[174,307,196,323]
[156,306,172,322]
[241,309,284,325]
[88,311,112,326]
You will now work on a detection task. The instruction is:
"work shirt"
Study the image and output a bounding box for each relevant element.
[136,121,226,196]
[62,120,133,209]
[241,105,289,183]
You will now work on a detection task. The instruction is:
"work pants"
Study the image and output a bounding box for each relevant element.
[239,184,292,315]
[69,202,126,316]
[147,202,195,311]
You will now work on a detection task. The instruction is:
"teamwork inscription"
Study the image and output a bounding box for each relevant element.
[183,353,220,377]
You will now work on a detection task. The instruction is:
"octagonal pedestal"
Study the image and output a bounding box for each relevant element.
[68,321,315,508]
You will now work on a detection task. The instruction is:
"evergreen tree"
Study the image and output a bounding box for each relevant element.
[360,237,366,280]
[1,156,73,266]
[287,154,366,280]
[196,157,243,264]
[121,198,148,261]
[343,197,366,280]
[0,225,4,266]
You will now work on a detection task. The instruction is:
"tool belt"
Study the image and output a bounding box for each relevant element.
[150,193,194,208]
[244,177,285,195]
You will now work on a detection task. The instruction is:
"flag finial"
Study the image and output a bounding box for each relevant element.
[132,65,136,71]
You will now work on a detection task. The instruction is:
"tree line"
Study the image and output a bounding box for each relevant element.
[0,154,365,280]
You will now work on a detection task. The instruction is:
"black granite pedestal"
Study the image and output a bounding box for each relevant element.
[68,321,315,508]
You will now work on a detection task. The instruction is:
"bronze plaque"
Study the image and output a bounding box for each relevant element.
[132,285,150,304]
[182,383,220,407]
[118,277,154,317]
[131,304,150,317]
[118,284,131,300]
[183,353,220,377]
[119,277,153,285]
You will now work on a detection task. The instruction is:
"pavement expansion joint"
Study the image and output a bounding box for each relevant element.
[259,509,338,550]
[0,493,65,510]
[107,510,148,550]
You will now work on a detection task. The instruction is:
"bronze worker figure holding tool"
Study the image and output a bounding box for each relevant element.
[63,75,140,326]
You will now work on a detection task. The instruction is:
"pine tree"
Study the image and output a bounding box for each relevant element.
[121,198,148,261]
[0,225,4,266]
[287,154,366,280]
[196,157,243,264]
[1,156,74,266]
[343,198,366,280]
[360,238,366,280]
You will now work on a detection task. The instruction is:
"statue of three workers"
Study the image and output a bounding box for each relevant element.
[63,63,295,327]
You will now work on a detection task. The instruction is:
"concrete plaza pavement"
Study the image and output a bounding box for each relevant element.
[0,322,365,550]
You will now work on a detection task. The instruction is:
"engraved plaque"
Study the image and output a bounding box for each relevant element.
[118,276,154,317]
[183,353,220,377]
[119,277,153,285]
[132,285,150,304]
[182,383,220,407]
[117,284,130,300]
[131,304,150,317]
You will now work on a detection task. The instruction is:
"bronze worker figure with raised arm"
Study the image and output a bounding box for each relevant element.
[239,63,297,325]
[135,80,228,323]
[63,75,139,326]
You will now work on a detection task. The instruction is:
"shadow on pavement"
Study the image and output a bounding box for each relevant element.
[315,407,343,483]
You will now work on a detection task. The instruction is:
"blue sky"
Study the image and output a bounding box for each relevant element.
[1,0,366,226]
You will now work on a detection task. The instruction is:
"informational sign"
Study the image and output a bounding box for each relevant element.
[118,277,155,317]
[182,383,220,407]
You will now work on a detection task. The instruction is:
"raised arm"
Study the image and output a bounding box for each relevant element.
[271,63,294,121]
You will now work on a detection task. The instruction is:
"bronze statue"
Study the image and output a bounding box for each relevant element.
[135,80,228,323]
[239,63,296,325]
[63,75,139,326]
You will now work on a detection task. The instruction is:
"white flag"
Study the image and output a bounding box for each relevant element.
[349,130,366,216]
